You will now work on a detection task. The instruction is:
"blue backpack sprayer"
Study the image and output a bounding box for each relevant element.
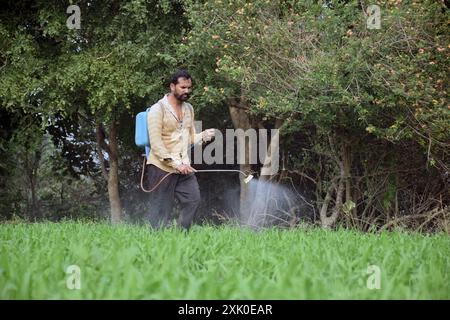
[135,106,254,192]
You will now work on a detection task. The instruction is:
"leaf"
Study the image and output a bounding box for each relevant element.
[342,200,356,214]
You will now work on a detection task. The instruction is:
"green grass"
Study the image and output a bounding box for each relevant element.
[0,222,448,299]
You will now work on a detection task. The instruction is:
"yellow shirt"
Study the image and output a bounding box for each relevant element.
[146,94,203,173]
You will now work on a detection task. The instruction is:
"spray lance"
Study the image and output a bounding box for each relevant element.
[140,164,254,193]
[139,135,254,193]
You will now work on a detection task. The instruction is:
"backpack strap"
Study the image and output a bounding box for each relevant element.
[141,100,166,192]
[157,100,165,122]
[145,101,165,158]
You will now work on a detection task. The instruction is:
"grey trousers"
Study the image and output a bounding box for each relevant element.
[145,164,201,230]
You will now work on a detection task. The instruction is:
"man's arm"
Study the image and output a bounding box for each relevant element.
[189,107,203,145]
[188,105,215,145]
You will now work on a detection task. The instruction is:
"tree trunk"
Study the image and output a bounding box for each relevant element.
[320,139,345,228]
[319,179,336,228]
[96,119,123,224]
[342,143,356,224]
[259,119,283,181]
[29,172,38,221]
[107,120,122,224]
[25,150,41,221]
[320,174,345,229]
[228,97,252,223]
[246,119,283,228]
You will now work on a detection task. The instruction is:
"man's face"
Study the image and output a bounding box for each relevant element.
[171,77,192,102]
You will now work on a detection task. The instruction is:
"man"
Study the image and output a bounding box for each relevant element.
[146,70,215,230]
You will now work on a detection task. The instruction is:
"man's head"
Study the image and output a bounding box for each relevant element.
[169,69,192,102]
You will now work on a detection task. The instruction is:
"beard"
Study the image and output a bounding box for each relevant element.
[174,92,190,102]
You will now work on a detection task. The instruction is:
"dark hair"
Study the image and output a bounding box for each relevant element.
[169,69,192,86]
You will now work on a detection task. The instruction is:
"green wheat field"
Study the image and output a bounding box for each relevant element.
[0,222,448,299]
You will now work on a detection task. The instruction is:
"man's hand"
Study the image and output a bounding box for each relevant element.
[202,128,216,142]
[176,164,196,175]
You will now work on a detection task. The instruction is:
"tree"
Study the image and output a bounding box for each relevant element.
[181,0,449,230]
[0,0,188,222]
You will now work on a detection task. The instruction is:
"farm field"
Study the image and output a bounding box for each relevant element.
[0,222,448,299]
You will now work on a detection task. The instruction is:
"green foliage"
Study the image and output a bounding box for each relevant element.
[0,0,190,220]
[0,0,188,127]
[182,0,449,158]
[180,0,449,229]
[0,127,104,221]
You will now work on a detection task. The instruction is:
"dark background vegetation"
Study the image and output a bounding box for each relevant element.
[0,0,448,232]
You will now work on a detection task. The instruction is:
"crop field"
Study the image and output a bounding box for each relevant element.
[0,222,448,299]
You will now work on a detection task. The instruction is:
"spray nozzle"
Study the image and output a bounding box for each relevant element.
[243,174,254,184]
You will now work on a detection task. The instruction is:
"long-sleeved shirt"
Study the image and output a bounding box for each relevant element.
[146,94,203,173]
